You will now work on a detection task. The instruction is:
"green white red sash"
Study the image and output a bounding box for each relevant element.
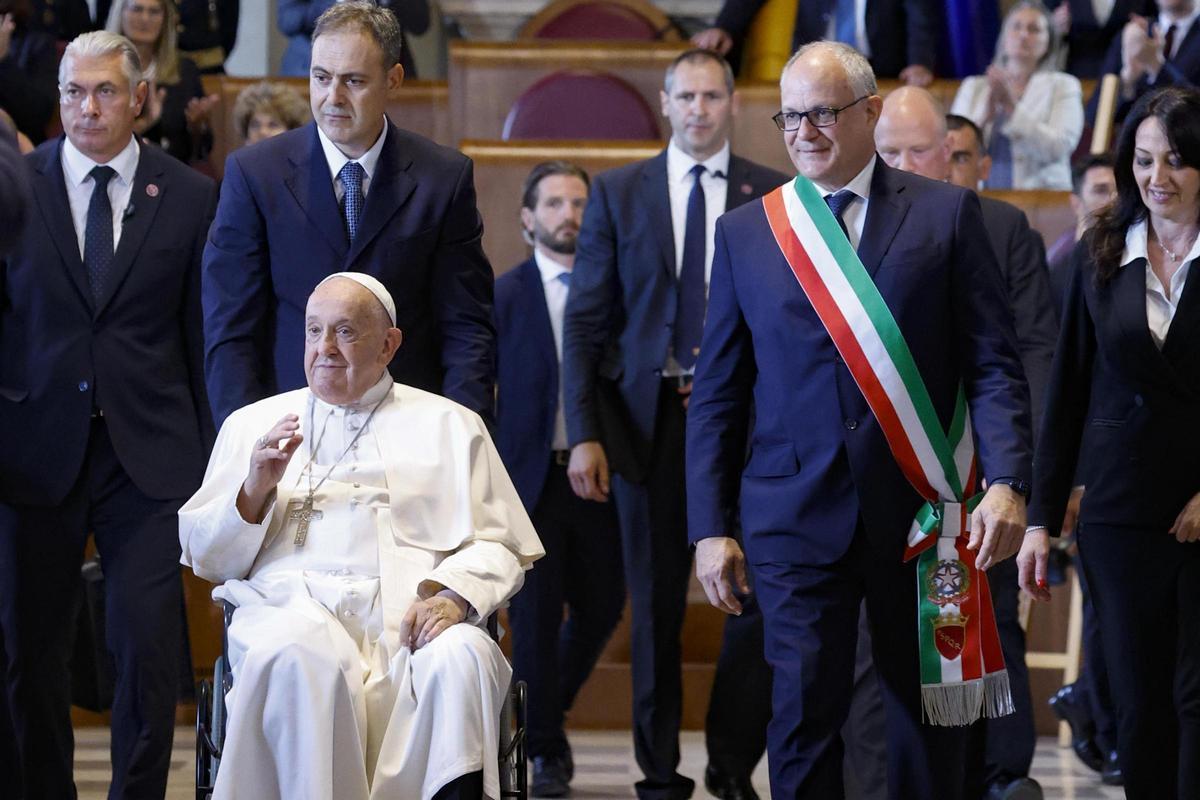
[761,175,1012,726]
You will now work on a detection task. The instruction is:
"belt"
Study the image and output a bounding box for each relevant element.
[661,374,693,389]
[552,450,570,466]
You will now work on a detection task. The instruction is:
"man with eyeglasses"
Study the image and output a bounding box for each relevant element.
[687,42,1034,800]
[562,48,785,800]
[0,30,216,798]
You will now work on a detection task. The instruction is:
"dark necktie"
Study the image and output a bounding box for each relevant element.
[824,190,856,244]
[84,165,116,302]
[675,163,707,370]
[1165,24,1177,61]
[835,0,857,45]
[556,271,571,290]
[339,161,365,242]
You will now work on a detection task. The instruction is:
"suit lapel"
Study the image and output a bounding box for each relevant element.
[346,122,417,265]
[521,259,558,387]
[724,155,762,212]
[93,144,165,318]
[31,139,93,311]
[1161,261,1200,365]
[642,152,676,282]
[857,161,908,278]
[1110,258,1175,381]
[284,124,349,259]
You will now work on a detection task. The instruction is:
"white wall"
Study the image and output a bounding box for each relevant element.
[224,0,288,77]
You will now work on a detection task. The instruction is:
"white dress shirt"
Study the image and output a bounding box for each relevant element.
[813,154,876,253]
[318,119,388,203]
[61,135,139,260]
[533,248,572,451]
[1160,7,1200,60]
[1119,218,1199,349]
[1092,0,1115,25]
[664,138,730,375]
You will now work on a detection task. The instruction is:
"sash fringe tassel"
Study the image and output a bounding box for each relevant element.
[921,669,1014,727]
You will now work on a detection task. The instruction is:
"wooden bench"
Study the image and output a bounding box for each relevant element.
[201,76,451,179]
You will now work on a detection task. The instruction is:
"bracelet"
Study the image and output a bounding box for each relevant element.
[1024,525,1048,535]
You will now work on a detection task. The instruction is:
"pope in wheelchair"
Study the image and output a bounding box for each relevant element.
[179,273,544,800]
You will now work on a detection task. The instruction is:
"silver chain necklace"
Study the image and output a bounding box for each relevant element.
[286,390,388,546]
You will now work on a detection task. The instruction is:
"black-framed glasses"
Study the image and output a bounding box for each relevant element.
[772,96,869,131]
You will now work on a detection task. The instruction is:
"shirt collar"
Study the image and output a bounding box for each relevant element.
[813,153,877,201]
[1160,6,1200,37]
[61,135,139,189]
[533,248,572,285]
[317,119,388,184]
[312,370,395,416]
[666,138,731,185]
[1119,217,1200,269]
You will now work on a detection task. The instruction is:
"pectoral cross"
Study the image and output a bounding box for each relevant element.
[287,494,323,546]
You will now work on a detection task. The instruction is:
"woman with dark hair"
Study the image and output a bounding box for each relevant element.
[1020,85,1200,799]
[0,0,57,143]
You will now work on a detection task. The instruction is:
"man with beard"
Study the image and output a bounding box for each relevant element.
[563,49,787,800]
[494,161,624,797]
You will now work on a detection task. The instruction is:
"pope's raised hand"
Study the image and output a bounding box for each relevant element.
[237,414,303,522]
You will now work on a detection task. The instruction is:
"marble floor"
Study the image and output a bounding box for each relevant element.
[74,727,1126,799]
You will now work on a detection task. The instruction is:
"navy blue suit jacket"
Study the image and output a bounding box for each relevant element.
[494,257,560,510]
[1030,240,1200,536]
[0,138,216,506]
[686,161,1033,566]
[202,120,495,427]
[562,150,787,482]
[1087,17,1200,124]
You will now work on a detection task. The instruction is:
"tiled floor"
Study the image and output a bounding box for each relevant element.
[74,727,1126,799]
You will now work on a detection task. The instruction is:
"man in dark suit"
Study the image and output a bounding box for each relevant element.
[687,42,1033,800]
[0,124,27,253]
[876,91,1056,800]
[495,161,624,798]
[692,0,937,84]
[0,30,215,798]
[1086,0,1200,124]
[563,49,786,800]
[203,0,493,427]
[1056,0,1156,78]
[1047,154,1118,312]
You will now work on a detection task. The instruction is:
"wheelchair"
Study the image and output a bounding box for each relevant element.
[195,601,528,800]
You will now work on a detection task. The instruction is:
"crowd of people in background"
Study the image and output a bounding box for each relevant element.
[0,2,1198,800]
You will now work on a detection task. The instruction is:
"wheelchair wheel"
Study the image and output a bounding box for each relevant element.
[195,678,214,800]
[499,679,528,799]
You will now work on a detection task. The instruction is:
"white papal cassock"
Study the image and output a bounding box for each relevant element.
[179,374,544,800]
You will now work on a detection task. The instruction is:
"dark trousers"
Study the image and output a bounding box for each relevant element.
[841,604,889,800]
[1077,523,1200,800]
[611,381,694,800]
[1075,549,1118,752]
[507,458,624,760]
[705,588,772,781]
[981,557,1036,784]
[0,419,185,800]
[753,528,969,800]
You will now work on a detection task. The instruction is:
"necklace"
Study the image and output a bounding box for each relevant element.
[1153,228,1199,265]
[287,390,389,546]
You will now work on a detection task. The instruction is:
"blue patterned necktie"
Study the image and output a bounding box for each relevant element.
[675,163,707,370]
[824,189,855,243]
[339,161,365,242]
[84,165,116,302]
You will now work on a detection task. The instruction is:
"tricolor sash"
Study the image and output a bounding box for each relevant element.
[761,176,1013,726]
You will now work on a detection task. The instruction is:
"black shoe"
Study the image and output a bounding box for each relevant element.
[704,764,759,800]
[531,753,572,798]
[984,777,1044,800]
[1049,684,1104,772]
[1101,751,1124,786]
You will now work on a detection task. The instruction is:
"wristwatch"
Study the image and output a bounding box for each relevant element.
[989,477,1030,499]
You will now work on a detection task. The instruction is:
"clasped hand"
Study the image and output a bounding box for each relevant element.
[399,591,468,651]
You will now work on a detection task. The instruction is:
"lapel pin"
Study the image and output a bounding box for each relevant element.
[741,183,753,195]
[146,184,159,197]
